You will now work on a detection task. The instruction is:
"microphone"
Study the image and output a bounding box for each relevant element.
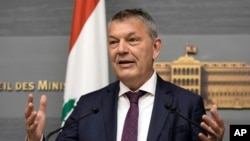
[45,107,99,141]
[165,104,218,140]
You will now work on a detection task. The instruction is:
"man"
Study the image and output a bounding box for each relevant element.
[25,8,225,141]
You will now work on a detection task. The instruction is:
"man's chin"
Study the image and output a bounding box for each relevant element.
[116,73,136,82]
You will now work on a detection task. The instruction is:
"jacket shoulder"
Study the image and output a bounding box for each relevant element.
[77,80,119,101]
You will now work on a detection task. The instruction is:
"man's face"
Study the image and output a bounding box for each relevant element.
[108,17,161,86]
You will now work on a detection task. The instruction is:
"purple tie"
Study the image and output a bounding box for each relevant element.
[121,91,145,141]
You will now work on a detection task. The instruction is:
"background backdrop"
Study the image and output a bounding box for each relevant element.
[0,0,250,140]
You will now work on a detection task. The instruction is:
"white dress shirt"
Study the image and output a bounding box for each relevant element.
[116,71,157,141]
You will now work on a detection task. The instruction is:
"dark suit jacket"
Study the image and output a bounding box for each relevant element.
[56,75,206,141]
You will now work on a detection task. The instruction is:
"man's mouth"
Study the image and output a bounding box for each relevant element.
[118,60,134,64]
[117,60,135,68]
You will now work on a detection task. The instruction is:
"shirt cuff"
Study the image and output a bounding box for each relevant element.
[25,135,44,141]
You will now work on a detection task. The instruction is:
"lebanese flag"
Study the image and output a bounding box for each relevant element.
[62,0,109,124]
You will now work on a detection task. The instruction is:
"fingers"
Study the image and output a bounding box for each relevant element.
[199,104,225,141]
[198,132,210,141]
[27,93,34,105]
[24,94,47,131]
[202,105,224,134]
[202,114,219,134]
[26,111,38,130]
[25,94,37,130]
[25,94,34,118]
[210,105,224,129]
[39,95,47,114]
[24,94,47,141]
[199,121,219,141]
[198,133,205,140]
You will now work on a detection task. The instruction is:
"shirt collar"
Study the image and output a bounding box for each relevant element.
[119,71,157,96]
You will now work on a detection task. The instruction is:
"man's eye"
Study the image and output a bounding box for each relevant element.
[109,40,117,45]
[129,38,138,42]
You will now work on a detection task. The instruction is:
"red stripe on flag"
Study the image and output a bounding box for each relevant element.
[69,0,100,53]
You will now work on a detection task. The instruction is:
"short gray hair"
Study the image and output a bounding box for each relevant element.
[109,8,158,41]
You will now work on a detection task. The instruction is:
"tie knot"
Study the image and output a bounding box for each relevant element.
[126,91,146,104]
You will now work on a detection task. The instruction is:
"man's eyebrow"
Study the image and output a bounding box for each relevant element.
[127,32,136,37]
[108,35,117,39]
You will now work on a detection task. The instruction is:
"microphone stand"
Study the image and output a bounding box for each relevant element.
[46,108,99,141]
[165,104,219,141]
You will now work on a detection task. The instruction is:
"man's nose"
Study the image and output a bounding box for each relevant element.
[117,40,129,53]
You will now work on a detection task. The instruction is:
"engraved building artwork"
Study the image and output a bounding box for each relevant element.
[154,44,250,109]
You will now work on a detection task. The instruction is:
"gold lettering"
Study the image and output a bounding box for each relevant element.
[51,82,64,91]
[37,80,64,91]
[15,82,35,91]
[38,80,48,91]
[0,82,12,91]
[29,82,35,90]
[0,81,64,92]
[22,82,29,91]
[15,82,22,91]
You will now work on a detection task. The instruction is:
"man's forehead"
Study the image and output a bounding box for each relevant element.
[109,17,144,26]
[108,31,137,38]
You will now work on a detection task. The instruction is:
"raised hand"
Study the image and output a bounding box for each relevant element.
[199,105,225,141]
[24,94,47,141]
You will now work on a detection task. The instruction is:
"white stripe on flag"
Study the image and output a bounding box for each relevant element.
[62,0,108,124]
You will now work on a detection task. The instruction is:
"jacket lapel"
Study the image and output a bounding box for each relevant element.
[101,81,120,141]
[147,75,174,141]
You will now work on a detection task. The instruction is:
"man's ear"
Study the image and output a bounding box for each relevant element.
[153,38,162,60]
